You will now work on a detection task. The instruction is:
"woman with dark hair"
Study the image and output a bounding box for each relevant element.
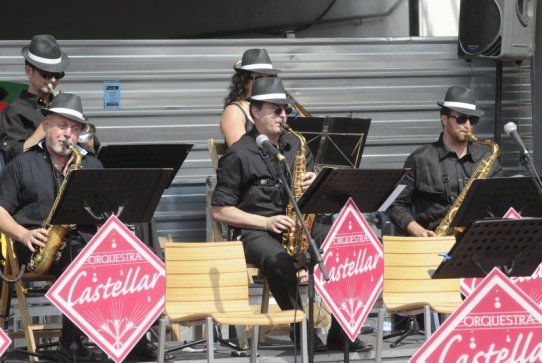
[220,49,280,147]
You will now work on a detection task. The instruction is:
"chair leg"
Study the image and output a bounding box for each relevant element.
[206,317,214,363]
[375,308,385,362]
[158,318,168,363]
[301,319,308,363]
[250,326,259,363]
[424,305,432,341]
[12,270,38,360]
[258,278,270,343]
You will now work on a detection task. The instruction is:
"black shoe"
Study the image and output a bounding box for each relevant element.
[57,342,97,362]
[327,336,373,352]
[289,329,327,353]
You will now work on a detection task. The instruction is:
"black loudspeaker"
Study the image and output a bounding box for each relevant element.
[458,0,537,60]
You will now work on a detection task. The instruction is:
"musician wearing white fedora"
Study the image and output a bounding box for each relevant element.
[388,85,503,237]
[0,34,69,164]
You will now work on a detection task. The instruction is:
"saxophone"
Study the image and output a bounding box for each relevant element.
[28,141,83,274]
[281,124,315,257]
[434,131,500,236]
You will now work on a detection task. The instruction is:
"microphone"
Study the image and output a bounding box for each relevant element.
[255,134,286,161]
[504,122,530,156]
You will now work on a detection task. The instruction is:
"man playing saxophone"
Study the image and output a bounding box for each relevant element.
[0,93,102,361]
[387,86,503,237]
[0,34,69,166]
[211,77,373,353]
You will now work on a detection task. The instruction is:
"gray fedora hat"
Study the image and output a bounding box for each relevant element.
[437,86,484,117]
[234,49,281,75]
[21,34,69,73]
[247,77,292,105]
[41,93,92,126]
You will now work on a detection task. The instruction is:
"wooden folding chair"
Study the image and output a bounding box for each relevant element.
[374,236,464,362]
[206,138,272,344]
[157,241,307,363]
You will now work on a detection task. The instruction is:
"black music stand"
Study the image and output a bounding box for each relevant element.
[50,168,173,225]
[432,218,542,279]
[298,168,409,214]
[97,143,192,188]
[287,116,371,169]
[450,177,542,229]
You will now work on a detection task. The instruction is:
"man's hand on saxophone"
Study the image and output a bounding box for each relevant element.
[19,228,48,252]
[406,220,436,237]
[300,171,316,192]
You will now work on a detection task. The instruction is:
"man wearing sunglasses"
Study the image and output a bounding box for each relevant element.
[0,34,69,165]
[388,86,503,238]
[212,77,374,353]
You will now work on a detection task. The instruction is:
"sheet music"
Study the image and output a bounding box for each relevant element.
[378,184,407,211]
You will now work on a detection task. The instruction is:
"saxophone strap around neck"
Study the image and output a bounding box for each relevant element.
[438,155,454,204]
[252,132,290,205]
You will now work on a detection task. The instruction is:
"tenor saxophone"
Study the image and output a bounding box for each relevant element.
[28,141,83,274]
[434,131,500,236]
[281,124,315,257]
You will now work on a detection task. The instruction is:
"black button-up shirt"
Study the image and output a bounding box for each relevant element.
[0,141,103,240]
[387,133,503,234]
[0,90,49,162]
[211,127,314,218]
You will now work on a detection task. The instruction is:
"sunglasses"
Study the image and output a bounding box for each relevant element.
[35,68,65,80]
[251,74,276,81]
[448,114,479,125]
[272,106,292,116]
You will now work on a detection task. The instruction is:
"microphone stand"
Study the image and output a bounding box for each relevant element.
[275,160,330,363]
[518,151,542,197]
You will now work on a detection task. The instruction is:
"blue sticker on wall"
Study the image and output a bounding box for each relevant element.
[104,80,121,108]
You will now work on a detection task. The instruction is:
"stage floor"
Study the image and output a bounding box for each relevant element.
[2,330,423,362]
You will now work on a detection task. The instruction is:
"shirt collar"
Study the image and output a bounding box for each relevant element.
[436,132,478,162]
[20,89,48,107]
[248,127,292,152]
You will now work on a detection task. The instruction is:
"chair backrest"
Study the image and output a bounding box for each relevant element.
[207,138,227,171]
[206,138,229,242]
[382,236,462,313]
[164,241,251,321]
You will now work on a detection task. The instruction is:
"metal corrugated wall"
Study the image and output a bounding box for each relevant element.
[0,37,532,241]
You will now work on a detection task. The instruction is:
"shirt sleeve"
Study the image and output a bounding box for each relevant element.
[0,108,27,161]
[211,150,242,207]
[0,159,22,214]
[387,153,417,234]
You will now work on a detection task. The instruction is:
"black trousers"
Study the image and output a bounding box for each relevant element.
[241,229,302,311]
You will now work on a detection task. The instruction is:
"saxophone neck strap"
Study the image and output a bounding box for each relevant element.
[439,158,454,204]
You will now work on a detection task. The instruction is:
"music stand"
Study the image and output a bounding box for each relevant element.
[97,143,193,188]
[450,177,542,228]
[298,167,409,214]
[50,168,173,225]
[287,116,371,169]
[432,218,542,279]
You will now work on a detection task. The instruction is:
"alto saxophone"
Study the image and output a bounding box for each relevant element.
[281,123,315,257]
[434,131,500,236]
[28,141,83,274]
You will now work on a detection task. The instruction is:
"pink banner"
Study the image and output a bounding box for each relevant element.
[315,198,383,341]
[0,327,11,357]
[46,215,165,363]
[411,268,542,362]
